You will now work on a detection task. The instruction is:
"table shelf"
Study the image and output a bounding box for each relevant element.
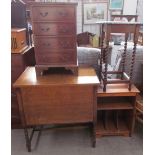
[97,102,133,110]
[96,111,130,137]
[97,96,134,110]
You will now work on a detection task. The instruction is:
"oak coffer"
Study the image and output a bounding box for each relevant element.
[11,28,28,53]
[13,67,99,125]
[13,67,99,151]
[30,2,78,75]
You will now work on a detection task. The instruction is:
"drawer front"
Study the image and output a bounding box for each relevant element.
[35,52,76,65]
[34,37,76,50]
[31,6,75,21]
[33,23,76,36]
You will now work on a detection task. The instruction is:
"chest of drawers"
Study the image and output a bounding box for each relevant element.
[30,2,78,75]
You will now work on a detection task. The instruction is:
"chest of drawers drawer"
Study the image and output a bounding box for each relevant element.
[34,36,76,50]
[31,6,75,22]
[33,22,76,36]
[35,51,76,65]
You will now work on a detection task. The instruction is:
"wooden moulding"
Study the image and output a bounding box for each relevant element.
[35,64,79,76]
[97,83,139,97]
[97,102,133,110]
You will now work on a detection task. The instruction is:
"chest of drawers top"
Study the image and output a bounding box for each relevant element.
[30,2,77,22]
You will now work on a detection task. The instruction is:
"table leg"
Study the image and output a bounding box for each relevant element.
[91,123,96,148]
[23,125,43,152]
[24,127,31,152]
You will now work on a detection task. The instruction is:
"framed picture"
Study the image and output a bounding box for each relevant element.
[83,3,108,24]
[109,0,124,10]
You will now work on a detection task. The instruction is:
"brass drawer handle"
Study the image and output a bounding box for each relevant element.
[21,41,24,45]
[41,27,50,31]
[40,12,48,17]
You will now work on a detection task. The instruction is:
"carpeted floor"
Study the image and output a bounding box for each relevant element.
[11,123,143,155]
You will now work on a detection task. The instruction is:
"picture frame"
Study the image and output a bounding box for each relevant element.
[109,0,124,10]
[83,3,108,24]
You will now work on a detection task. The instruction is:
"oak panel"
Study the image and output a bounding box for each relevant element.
[21,86,94,125]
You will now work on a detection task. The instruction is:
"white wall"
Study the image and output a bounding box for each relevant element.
[136,0,143,22]
[123,0,138,15]
[77,0,140,35]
